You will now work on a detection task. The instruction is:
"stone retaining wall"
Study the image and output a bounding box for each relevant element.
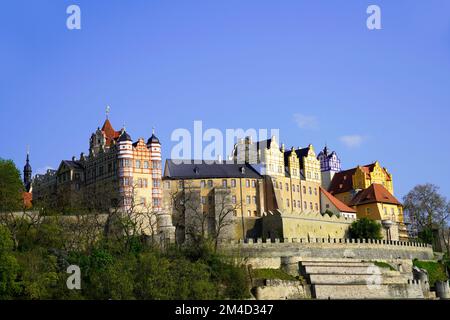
[219,238,433,269]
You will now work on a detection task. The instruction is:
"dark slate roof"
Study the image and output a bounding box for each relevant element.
[164,159,263,179]
[117,130,132,142]
[257,139,272,150]
[62,160,84,170]
[147,134,160,145]
[295,147,310,169]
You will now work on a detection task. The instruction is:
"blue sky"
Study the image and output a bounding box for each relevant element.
[1,0,449,200]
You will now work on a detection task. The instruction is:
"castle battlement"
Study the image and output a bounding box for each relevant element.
[220,237,432,248]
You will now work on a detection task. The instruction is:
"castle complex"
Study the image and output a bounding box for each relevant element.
[31,116,174,240]
[163,135,407,242]
[29,116,407,243]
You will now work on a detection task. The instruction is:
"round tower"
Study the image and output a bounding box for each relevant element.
[117,129,133,209]
[147,128,162,211]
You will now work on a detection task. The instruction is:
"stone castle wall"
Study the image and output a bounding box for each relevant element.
[219,238,433,269]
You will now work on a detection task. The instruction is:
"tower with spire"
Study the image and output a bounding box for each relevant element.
[317,145,341,189]
[23,147,32,192]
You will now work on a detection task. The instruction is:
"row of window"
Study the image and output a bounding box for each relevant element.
[286,199,319,211]
[121,177,161,188]
[124,197,161,207]
[120,159,161,169]
[201,195,258,206]
[306,171,320,180]
[274,181,318,196]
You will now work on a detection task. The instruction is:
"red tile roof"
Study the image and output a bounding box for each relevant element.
[349,183,401,206]
[101,119,121,146]
[328,168,357,195]
[22,192,32,209]
[328,163,391,195]
[320,187,356,213]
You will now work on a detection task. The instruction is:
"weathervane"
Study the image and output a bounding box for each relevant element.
[106,105,111,119]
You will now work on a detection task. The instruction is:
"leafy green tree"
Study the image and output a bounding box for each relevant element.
[349,217,382,240]
[15,248,59,299]
[0,159,24,212]
[0,226,21,299]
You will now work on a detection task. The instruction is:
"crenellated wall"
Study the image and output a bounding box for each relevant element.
[219,238,433,269]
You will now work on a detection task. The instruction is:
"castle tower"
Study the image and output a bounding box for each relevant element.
[117,128,133,208]
[23,149,32,192]
[317,145,341,189]
[147,128,162,210]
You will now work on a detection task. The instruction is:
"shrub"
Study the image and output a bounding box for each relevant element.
[349,218,382,240]
[413,260,448,287]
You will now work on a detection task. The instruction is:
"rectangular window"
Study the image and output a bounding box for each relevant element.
[315,203,318,211]
[314,188,317,196]
[208,180,213,187]
[165,181,171,188]
[303,186,306,194]
[252,180,256,188]
[201,180,206,188]
[231,179,236,187]
[253,196,257,204]
[309,187,312,195]
[136,160,141,169]
[152,198,160,207]
[246,196,251,204]
[246,180,250,188]
[286,183,289,191]
[143,161,149,169]
[310,202,313,210]
[232,195,237,204]
[222,179,227,188]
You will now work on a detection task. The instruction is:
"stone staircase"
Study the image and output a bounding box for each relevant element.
[298,258,424,299]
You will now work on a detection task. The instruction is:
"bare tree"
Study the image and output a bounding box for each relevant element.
[212,189,241,251]
[165,181,240,251]
[403,183,450,247]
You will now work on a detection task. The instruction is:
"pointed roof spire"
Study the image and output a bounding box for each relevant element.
[106,105,111,119]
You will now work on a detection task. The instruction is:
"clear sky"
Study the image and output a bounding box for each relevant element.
[1,0,449,200]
